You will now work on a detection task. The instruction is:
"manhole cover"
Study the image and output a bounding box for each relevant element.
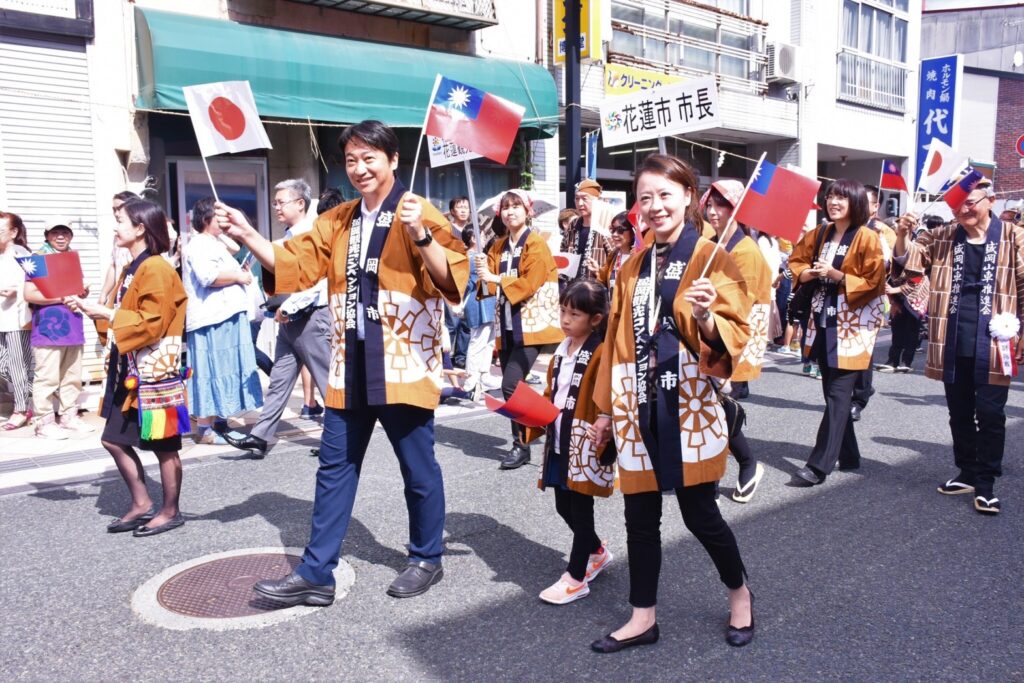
[157,553,302,618]
[133,547,354,631]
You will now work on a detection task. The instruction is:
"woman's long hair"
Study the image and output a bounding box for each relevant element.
[0,212,30,249]
[121,198,171,255]
[824,178,871,230]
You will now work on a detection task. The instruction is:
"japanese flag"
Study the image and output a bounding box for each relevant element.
[183,81,272,158]
[917,138,968,195]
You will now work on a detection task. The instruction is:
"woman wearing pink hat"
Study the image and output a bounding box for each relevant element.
[476,189,563,470]
[701,180,774,502]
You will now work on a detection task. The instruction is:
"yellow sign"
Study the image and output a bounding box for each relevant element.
[604,63,684,97]
[553,0,602,64]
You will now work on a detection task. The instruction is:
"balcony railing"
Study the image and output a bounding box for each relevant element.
[836,49,907,113]
[284,0,497,30]
[608,0,768,96]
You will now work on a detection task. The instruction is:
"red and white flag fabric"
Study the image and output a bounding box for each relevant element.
[182,81,272,158]
[917,138,968,195]
[734,159,821,243]
[424,74,524,164]
[879,159,909,193]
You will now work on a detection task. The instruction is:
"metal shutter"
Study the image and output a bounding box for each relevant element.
[0,34,104,382]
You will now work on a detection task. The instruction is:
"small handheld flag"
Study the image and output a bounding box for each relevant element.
[182,81,272,158]
[484,381,559,428]
[942,167,985,212]
[879,160,908,193]
[917,138,969,195]
[734,159,821,243]
[17,251,84,298]
[424,75,525,164]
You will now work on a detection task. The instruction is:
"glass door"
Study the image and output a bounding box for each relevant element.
[172,157,270,238]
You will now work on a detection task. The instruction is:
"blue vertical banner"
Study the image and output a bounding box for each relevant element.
[585,130,599,179]
[914,54,963,192]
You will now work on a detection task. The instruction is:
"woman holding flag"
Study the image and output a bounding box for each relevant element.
[701,180,773,501]
[789,179,886,487]
[588,154,755,652]
[476,189,563,470]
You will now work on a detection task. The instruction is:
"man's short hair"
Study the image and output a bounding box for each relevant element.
[449,196,470,212]
[338,120,400,160]
[274,179,312,212]
[318,187,344,214]
[864,184,880,203]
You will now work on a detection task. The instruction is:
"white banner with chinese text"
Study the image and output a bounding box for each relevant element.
[598,77,720,148]
[427,135,481,168]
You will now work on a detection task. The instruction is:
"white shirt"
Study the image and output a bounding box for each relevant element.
[0,246,30,332]
[183,232,249,332]
[550,337,580,450]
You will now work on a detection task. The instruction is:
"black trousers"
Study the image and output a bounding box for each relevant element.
[886,312,923,367]
[851,365,874,410]
[624,485,746,608]
[723,399,756,475]
[498,333,540,444]
[943,357,1009,496]
[553,487,602,582]
[806,341,861,476]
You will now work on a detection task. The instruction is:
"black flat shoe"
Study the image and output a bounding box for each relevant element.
[223,432,268,459]
[726,592,755,647]
[107,505,158,533]
[591,623,659,653]
[386,560,444,598]
[254,571,336,607]
[792,466,823,486]
[132,513,185,537]
[850,405,862,422]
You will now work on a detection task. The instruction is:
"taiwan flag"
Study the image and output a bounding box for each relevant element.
[879,159,909,193]
[942,167,985,212]
[734,160,821,243]
[424,75,525,164]
[484,381,559,428]
[17,251,85,298]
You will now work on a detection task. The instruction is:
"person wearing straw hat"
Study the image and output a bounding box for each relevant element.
[216,119,468,604]
[894,178,1024,516]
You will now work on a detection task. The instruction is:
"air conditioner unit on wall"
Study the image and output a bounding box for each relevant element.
[766,42,799,84]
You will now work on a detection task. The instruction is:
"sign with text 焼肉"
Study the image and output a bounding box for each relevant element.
[598,77,719,148]
[914,54,963,192]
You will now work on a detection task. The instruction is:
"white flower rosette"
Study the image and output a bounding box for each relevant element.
[988,313,1021,377]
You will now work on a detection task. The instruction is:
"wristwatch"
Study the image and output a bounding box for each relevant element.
[413,230,434,247]
[694,308,711,322]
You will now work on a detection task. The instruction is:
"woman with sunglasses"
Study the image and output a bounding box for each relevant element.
[593,211,641,291]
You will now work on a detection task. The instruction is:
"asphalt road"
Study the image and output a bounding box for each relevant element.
[1,342,1021,682]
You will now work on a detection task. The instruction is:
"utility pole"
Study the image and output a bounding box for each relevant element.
[564,0,581,210]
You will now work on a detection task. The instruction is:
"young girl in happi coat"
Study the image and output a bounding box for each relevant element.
[476,189,563,470]
[525,279,616,605]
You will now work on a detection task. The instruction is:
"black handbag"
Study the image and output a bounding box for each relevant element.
[786,227,828,323]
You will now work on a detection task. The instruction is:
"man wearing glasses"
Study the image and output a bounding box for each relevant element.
[895,178,1024,516]
[224,178,331,457]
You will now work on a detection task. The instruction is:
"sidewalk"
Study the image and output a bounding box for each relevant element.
[0,361,526,494]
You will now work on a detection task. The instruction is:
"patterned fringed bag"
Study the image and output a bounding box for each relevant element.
[127,338,191,440]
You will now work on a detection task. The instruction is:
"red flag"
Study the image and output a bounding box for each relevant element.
[943,167,985,212]
[484,381,559,428]
[734,160,821,243]
[424,75,525,164]
[17,251,84,298]
[879,159,908,193]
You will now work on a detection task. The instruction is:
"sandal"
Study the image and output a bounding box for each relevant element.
[3,410,32,431]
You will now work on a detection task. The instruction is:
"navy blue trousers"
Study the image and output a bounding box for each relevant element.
[295,404,446,586]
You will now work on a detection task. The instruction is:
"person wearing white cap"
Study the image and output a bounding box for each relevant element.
[23,219,94,437]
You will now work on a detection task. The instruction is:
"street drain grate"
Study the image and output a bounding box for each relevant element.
[157,552,302,618]
[133,547,354,631]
